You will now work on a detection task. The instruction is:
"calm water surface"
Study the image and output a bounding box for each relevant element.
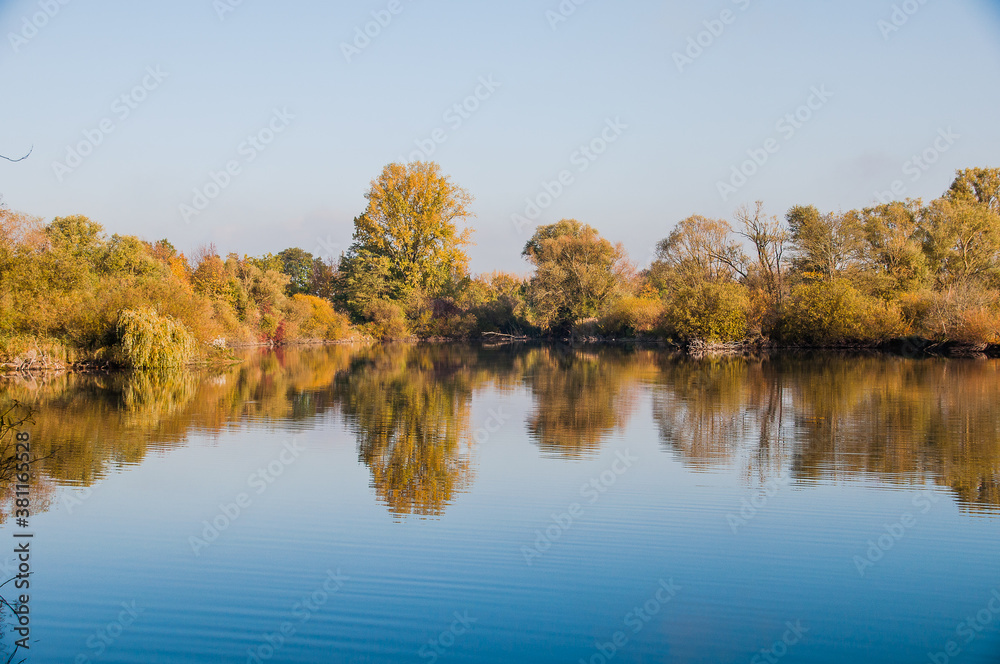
[1,344,999,663]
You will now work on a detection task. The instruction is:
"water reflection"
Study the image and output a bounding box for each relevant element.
[652,354,1000,514]
[653,356,795,481]
[521,346,649,458]
[333,345,479,517]
[1,345,999,520]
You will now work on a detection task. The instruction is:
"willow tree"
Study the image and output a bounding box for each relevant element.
[340,162,474,315]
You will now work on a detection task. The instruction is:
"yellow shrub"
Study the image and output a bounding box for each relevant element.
[598,296,665,336]
[364,299,410,340]
[290,294,353,340]
[662,282,750,342]
[781,279,906,344]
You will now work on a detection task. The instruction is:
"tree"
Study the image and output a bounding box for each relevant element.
[101,234,159,277]
[308,257,339,300]
[648,215,742,290]
[342,161,474,307]
[522,219,632,331]
[340,253,397,316]
[731,202,788,303]
[277,247,314,295]
[786,205,861,280]
[45,215,105,261]
[921,197,1000,288]
[946,168,1000,214]
[151,239,191,288]
[33,215,106,292]
[780,278,904,344]
[190,252,233,301]
[0,206,44,255]
[849,200,928,295]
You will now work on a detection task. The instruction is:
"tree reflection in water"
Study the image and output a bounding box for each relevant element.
[0,345,998,520]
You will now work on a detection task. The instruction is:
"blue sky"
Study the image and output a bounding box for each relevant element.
[1,0,999,273]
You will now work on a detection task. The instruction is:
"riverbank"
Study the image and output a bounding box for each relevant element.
[4,335,999,377]
[0,339,358,376]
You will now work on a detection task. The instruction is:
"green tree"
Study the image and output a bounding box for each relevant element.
[522,219,632,331]
[36,215,105,292]
[340,253,397,316]
[780,278,905,344]
[277,247,314,295]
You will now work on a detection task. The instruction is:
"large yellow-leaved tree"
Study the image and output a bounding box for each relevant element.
[341,162,474,316]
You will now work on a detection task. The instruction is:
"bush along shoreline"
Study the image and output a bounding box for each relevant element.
[3,162,1000,371]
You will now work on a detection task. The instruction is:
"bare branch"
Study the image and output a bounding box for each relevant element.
[0,146,32,163]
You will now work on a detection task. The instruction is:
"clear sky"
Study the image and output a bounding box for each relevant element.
[2,0,999,274]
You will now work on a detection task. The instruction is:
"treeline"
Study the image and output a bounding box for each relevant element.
[2,163,999,366]
[0,208,353,367]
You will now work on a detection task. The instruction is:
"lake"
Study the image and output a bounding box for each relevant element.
[1,344,999,663]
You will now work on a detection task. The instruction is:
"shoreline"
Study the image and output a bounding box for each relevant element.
[2,336,999,377]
